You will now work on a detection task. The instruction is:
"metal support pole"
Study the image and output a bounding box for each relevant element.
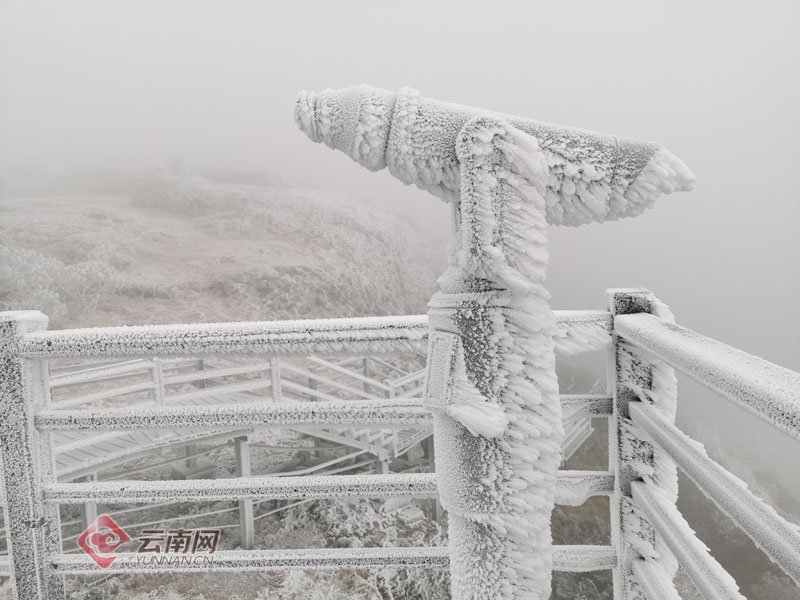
[0,311,65,599]
[606,288,680,600]
[234,436,255,550]
[375,458,390,475]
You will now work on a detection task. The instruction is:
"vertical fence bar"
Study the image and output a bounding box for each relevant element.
[151,358,165,406]
[0,311,65,599]
[606,289,680,600]
[234,436,254,550]
[79,474,98,531]
[362,358,371,395]
[422,436,442,522]
[270,358,282,402]
[196,358,206,389]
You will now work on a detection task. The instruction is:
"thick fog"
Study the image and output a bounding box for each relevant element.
[3,0,797,359]
[1,1,799,594]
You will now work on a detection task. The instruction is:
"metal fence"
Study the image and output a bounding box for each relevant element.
[1,290,798,599]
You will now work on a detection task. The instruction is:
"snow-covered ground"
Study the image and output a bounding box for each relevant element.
[0,168,445,328]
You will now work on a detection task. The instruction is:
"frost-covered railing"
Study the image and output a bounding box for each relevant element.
[607,288,800,600]
[0,310,616,599]
[43,351,428,482]
[3,293,798,599]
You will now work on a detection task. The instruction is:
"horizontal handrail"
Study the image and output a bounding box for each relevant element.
[279,363,375,399]
[44,470,612,507]
[387,367,427,388]
[631,481,744,600]
[629,402,800,584]
[49,360,156,387]
[554,471,615,506]
[162,362,268,385]
[53,381,156,409]
[553,545,617,572]
[615,313,800,440]
[48,545,616,575]
[20,315,430,359]
[164,379,272,403]
[37,399,432,431]
[560,394,613,423]
[19,311,610,360]
[45,473,438,504]
[51,547,450,574]
[306,356,394,393]
[40,395,601,432]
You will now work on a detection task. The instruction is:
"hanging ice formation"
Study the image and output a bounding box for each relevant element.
[295,85,694,600]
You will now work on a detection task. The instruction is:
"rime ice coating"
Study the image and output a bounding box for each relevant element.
[426,117,563,599]
[295,85,694,225]
[294,87,694,600]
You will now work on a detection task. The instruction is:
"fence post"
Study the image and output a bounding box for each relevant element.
[606,289,680,600]
[80,474,98,531]
[422,436,442,522]
[270,358,282,402]
[196,358,206,389]
[234,436,255,550]
[0,311,65,599]
[362,358,371,395]
[150,358,165,406]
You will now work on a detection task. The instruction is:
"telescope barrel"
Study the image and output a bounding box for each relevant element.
[296,85,693,226]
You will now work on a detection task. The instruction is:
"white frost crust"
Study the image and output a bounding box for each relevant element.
[352,89,396,171]
[631,559,682,600]
[18,314,429,359]
[631,481,745,600]
[618,298,679,505]
[294,85,395,171]
[424,331,508,438]
[53,547,450,574]
[296,85,694,225]
[46,473,439,504]
[543,144,695,227]
[52,545,616,574]
[607,290,681,600]
[630,401,800,586]
[37,398,432,431]
[429,116,563,600]
[553,545,618,572]
[294,91,322,143]
[552,310,611,354]
[616,312,800,441]
[555,471,615,506]
[385,86,695,225]
[18,311,608,359]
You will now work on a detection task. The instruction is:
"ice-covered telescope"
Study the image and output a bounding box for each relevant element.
[295,85,693,225]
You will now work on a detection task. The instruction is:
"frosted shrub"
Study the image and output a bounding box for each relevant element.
[0,245,68,320]
[135,170,438,318]
[135,166,253,214]
[63,259,121,317]
[0,244,120,323]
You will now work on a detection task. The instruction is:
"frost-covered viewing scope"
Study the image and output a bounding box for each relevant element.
[296,84,699,600]
[295,84,694,224]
